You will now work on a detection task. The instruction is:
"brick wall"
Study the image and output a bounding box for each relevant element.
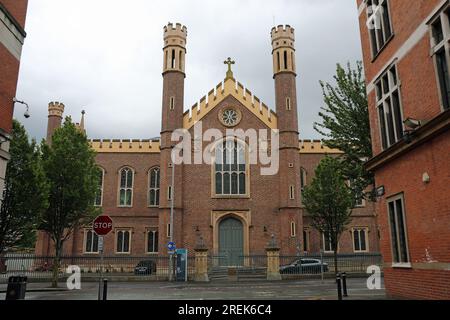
[357,0,450,299]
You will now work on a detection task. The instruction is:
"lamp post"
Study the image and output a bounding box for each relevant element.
[169,146,175,281]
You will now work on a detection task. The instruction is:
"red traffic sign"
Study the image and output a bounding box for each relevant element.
[93,215,113,236]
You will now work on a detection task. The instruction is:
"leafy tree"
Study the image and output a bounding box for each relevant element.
[315,61,374,202]
[0,120,48,255]
[39,117,100,287]
[302,156,354,275]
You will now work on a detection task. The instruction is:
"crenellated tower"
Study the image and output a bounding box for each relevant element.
[159,23,187,253]
[271,25,302,254]
[46,101,65,145]
[35,101,66,257]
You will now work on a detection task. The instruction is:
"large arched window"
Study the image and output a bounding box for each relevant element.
[94,168,104,207]
[214,138,247,196]
[119,167,134,206]
[148,167,160,207]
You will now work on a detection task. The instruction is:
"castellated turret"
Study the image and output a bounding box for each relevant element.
[48,101,65,118]
[163,23,187,74]
[46,101,65,144]
[271,25,296,75]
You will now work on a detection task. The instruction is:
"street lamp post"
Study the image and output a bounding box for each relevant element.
[169,148,175,281]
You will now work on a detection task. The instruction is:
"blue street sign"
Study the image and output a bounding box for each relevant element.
[167,242,176,251]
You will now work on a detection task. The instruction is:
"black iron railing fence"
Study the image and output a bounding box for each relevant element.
[279,252,383,277]
[0,254,196,283]
[0,252,382,283]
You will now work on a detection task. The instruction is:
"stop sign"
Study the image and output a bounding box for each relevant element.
[93,215,113,236]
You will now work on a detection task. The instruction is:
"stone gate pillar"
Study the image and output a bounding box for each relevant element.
[194,241,209,282]
[266,236,282,281]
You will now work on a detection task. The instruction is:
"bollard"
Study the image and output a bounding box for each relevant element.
[102,279,108,301]
[342,272,348,297]
[336,273,342,301]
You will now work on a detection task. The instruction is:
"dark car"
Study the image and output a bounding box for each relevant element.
[134,260,157,275]
[280,258,329,274]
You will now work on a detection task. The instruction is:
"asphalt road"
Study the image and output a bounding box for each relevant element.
[2,277,386,300]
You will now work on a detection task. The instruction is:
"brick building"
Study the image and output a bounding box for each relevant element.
[357,0,450,299]
[0,0,28,209]
[35,23,379,264]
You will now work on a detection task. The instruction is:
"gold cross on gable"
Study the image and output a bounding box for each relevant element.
[224,57,235,79]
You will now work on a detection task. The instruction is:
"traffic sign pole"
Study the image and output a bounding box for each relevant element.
[92,215,113,301]
[98,236,104,301]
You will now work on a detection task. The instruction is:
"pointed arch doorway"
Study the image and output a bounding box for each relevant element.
[219,217,244,266]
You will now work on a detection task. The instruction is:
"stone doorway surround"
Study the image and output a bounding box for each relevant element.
[211,210,251,261]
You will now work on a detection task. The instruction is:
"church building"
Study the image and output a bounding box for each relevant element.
[35,23,379,264]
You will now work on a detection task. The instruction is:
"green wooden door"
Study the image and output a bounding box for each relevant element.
[219,218,244,266]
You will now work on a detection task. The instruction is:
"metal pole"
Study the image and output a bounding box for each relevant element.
[102,279,108,301]
[336,273,342,301]
[98,236,104,300]
[342,272,348,297]
[169,151,175,281]
[320,250,324,283]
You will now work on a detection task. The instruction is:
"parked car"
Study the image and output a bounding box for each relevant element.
[280,258,329,274]
[134,260,157,275]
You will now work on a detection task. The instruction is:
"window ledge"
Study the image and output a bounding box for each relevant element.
[83,252,100,255]
[371,33,395,63]
[212,195,250,199]
[392,263,412,269]
[146,252,159,255]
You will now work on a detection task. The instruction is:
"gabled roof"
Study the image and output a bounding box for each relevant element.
[183,77,277,130]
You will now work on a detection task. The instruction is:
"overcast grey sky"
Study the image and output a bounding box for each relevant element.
[14,0,363,141]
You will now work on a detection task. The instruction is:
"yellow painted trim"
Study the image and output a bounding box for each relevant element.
[90,139,161,154]
[183,77,277,130]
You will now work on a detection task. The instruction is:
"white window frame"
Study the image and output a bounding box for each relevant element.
[352,227,370,253]
[289,185,295,200]
[290,222,297,237]
[118,167,134,207]
[365,0,394,58]
[387,194,411,267]
[94,168,104,207]
[375,63,405,150]
[166,223,171,238]
[286,97,291,111]
[146,228,159,254]
[83,229,99,254]
[167,186,173,201]
[148,167,160,207]
[322,232,335,253]
[303,229,310,252]
[115,229,132,254]
[429,7,450,111]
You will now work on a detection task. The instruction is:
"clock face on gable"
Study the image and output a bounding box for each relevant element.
[219,107,242,127]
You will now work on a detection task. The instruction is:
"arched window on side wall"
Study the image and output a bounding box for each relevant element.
[94,168,104,207]
[119,167,134,207]
[300,167,307,200]
[148,167,160,207]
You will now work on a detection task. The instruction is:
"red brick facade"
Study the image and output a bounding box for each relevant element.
[357,0,450,299]
[0,0,27,133]
[0,0,28,209]
[35,23,380,265]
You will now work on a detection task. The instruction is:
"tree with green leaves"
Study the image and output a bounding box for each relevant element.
[315,61,374,202]
[0,120,48,255]
[302,156,354,275]
[39,117,100,287]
